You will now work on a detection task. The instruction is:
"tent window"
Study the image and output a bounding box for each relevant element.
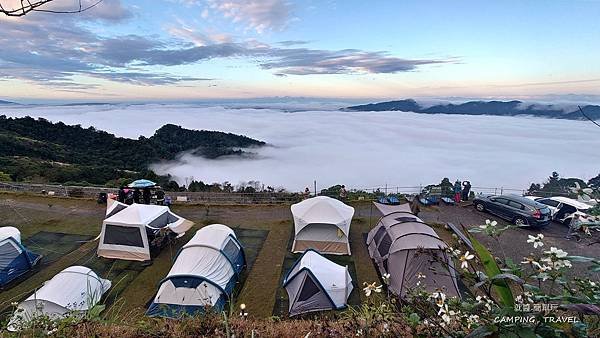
[0,241,19,262]
[373,227,386,245]
[222,239,240,262]
[377,234,392,257]
[106,204,127,218]
[298,274,320,302]
[147,212,169,229]
[104,225,144,247]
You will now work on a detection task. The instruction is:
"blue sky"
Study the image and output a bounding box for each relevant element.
[1,0,599,102]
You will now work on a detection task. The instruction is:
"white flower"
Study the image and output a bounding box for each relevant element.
[441,313,451,324]
[240,303,246,310]
[545,247,568,258]
[417,272,426,279]
[480,219,498,229]
[431,291,446,307]
[449,248,462,257]
[362,282,382,297]
[382,273,391,284]
[467,314,479,328]
[437,304,448,316]
[459,251,475,270]
[527,234,544,248]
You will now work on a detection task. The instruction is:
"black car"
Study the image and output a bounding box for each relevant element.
[473,194,551,227]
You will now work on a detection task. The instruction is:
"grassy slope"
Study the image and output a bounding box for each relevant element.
[0,193,379,321]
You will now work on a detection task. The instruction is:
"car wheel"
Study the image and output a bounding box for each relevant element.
[475,202,485,212]
[514,217,528,226]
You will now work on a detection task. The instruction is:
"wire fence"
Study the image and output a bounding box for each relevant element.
[0,181,574,205]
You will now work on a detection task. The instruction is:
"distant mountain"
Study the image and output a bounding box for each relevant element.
[345,99,600,121]
[0,116,265,185]
[0,100,17,105]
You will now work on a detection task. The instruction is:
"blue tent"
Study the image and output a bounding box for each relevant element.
[146,224,245,318]
[127,179,157,188]
[0,228,41,287]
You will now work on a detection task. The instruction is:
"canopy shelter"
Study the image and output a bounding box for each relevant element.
[0,227,41,287]
[98,203,194,261]
[291,196,354,255]
[366,205,460,299]
[7,266,111,331]
[283,249,353,316]
[147,224,246,318]
[127,179,157,188]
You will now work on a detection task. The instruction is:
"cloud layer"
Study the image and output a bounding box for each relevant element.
[0,0,450,89]
[3,103,599,191]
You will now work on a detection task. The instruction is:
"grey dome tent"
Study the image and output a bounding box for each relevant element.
[366,203,460,299]
[283,249,353,316]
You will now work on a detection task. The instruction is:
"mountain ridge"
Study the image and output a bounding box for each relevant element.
[344,99,600,120]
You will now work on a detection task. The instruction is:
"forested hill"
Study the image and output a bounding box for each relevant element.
[344,99,600,120]
[0,116,265,185]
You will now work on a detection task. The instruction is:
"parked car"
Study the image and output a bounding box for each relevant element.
[473,194,551,227]
[524,196,591,225]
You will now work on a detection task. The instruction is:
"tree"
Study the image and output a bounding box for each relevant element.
[0,171,11,181]
[0,0,102,17]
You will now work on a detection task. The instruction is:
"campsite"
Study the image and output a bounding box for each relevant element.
[0,186,598,336]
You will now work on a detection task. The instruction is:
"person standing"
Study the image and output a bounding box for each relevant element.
[453,180,462,204]
[143,188,151,204]
[339,185,348,201]
[133,188,141,204]
[462,181,472,201]
[566,213,582,241]
[304,187,311,199]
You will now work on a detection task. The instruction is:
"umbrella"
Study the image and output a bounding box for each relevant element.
[127,179,157,188]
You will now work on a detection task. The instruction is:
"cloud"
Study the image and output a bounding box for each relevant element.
[0,2,451,88]
[277,40,311,46]
[3,103,599,191]
[207,0,293,33]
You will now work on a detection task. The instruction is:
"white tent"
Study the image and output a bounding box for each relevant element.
[147,224,245,317]
[283,249,353,316]
[291,196,354,255]
[7,266,111,331]
[0,227,21,243]
[98,203,194,261]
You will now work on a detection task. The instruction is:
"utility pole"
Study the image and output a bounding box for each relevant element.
[313,180,317,196]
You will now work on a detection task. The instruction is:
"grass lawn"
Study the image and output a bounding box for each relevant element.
[0,192,381,321]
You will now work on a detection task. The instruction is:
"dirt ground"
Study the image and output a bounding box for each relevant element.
[1,192,597,324]
[0,192,379,320]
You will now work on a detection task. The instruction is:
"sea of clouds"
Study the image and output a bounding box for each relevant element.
[3,102,599,192]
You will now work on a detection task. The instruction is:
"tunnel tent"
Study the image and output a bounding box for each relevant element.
[105,198,128,218]
[7,266,111,331]
[98,204,194,261]
[366,208,460,299]
[373,201,412,216]
[291,196,354,255]
[0,227,41,287]
[283,249,353,316]
[146,224,246,318]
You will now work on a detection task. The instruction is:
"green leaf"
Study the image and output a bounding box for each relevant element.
[566,255,596,263]
[468,234,514,307]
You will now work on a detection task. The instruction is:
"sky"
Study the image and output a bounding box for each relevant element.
[1,0,600,102]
